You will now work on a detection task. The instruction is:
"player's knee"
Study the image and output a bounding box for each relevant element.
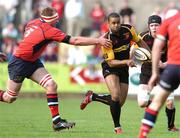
[119,100,125,107]
[111,96,119,102]
[46,80,57,91]
[40,74,57,91]
[138,100,148,108]
[166,99,174,109]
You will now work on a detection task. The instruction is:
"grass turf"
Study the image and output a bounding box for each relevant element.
[0,98,180,138]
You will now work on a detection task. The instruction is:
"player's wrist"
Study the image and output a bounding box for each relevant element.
[95,39,100,46]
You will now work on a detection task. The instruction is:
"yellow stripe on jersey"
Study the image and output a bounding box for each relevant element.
[101,47,114,61]
[138,32,149,40]
[122,25,140,42]
[114,45,129,52]
[131,43,139,48]
[130,26,140,42]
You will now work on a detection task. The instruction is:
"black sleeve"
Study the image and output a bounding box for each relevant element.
[61,35,71,44]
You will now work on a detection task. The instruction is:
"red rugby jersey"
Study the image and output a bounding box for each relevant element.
[156,12,180,65]
[14,19,66,61]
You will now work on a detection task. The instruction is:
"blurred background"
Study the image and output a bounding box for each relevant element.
[0,0,179,94]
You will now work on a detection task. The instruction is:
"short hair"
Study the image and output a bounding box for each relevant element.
[107,12,120,22]
[40,7,59,23]
[148,15,162,24]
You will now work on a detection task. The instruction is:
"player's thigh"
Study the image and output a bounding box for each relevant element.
[30,67,57,92]
[104,74,120,101]
[119,83,128,106]
[30,67,49,83]
[7,79,22,93]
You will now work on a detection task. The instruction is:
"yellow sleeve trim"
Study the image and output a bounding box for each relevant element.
[101,46,114,61]
[130,26,140,42]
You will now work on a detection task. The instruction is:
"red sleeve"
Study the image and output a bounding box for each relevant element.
[157,20,168,38]
[156,18,171,41]
[45,27,66,42]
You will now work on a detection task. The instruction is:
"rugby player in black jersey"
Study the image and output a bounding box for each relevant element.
[80,12,149,134]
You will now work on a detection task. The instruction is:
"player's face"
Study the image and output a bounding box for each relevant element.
[149,23,160,38]
[108,17,121,33]
[50,18,60,27]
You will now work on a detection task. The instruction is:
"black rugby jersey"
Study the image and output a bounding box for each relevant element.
[101,24,140,61]
[139,31,167,62]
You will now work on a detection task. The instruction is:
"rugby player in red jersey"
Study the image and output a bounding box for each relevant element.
[139,12,180,138]
[137,15,179,132]
[0,7,112,131]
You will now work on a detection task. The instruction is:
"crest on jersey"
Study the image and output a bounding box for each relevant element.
[123,32,130,40]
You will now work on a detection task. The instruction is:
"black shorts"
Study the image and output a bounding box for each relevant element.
[159,64,180,91]
[8,56,44,83]
[140,62,152,84]
[101,61,129,84]
[140,62,164,84]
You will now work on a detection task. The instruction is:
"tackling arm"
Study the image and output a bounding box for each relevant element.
[69,36,112,49]
[148,38,165,90]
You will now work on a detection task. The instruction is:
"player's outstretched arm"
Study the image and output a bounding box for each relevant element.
[69,36,112,49]
[148,38,165,90]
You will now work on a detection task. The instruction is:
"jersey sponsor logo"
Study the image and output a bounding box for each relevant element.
[114,45,128,52]
[105,69,110,73]
[103,53,108,59]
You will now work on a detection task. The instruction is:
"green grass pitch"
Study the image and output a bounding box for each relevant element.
[0,98,180,138]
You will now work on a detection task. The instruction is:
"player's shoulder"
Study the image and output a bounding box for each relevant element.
[121,24,133,30]
[26,19,51,29]
[139,31,149,38]
[161,12,180,27]
[26,19,40,26]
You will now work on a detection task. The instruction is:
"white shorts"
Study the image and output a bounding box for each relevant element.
[137,85,150,103]
[137,85,174,102]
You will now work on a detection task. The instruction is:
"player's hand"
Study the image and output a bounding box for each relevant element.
[0,52,7,62]
[158,61,167,69]
[148,73,159,91]
[126,59,136,67]
[98,37,112,49]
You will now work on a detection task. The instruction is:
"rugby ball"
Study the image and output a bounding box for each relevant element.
[133,47,151,61]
